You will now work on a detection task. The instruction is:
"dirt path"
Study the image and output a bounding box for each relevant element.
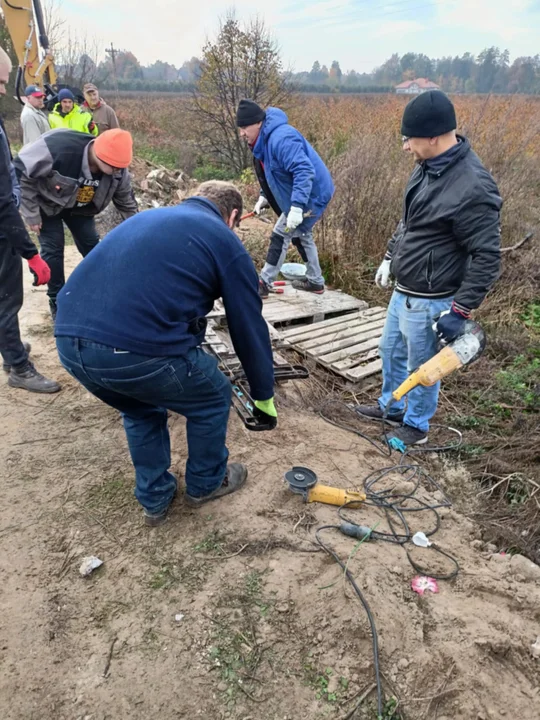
[1,246,539,720]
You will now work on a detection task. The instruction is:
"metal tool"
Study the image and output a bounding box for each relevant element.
[239,211,271,224]
[206,341,309,431]
[285,466,366,507]
[391,320,486,403]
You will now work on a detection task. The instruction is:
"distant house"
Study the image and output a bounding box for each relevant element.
[395,78,440,95]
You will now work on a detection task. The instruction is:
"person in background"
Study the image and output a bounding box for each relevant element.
[20,85,49,146]
[236,99,334,298]
[82,83,119,134]
[0,46,60,393]
[49,89,97,136]
[55,181,276,527]
[14,128,138,319]
[356,91,502,447]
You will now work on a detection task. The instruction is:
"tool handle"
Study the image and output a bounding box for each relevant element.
[240,212,255,222]
[339,523,372,540]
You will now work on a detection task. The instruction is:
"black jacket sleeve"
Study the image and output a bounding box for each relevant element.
[385,220,403,260]
[0,122,38,260]
[220,251,275,401]
[452,200,502,310]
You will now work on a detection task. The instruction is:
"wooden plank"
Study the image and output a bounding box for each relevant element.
[279,306,385,339]
[300,320,385,356]
[330,345,380,371]
[279,312,386,345]
[344,359,383,381]
[296,318,386,351]
[320,335,382,366]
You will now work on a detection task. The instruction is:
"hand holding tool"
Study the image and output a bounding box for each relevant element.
[254,196,269,215]
[434,305,468,343]
[286,206,303,232]
[391,320,485,402]
[254,397,277,418]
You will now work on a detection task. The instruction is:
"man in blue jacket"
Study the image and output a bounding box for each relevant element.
[237,100,334,297]
[55,181,276,527]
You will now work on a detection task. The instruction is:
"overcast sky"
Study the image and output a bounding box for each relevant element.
[60,0,540,72]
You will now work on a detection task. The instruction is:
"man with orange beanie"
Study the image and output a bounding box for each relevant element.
[14,128,137,318]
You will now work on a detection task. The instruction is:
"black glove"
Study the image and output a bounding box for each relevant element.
[435,305,469,343]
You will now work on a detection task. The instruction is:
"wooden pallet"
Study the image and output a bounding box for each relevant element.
[208,286,366,327]
[279,307,387,382]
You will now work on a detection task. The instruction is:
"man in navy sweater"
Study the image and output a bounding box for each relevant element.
[55,181,276,526]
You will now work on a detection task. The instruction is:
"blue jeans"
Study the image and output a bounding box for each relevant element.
[378,291,453,433]
[56,337,232,513]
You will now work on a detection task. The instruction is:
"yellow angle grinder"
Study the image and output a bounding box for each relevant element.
[391,320,486,402]
[285,467,366,507]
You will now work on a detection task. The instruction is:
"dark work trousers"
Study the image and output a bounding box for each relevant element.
[0,246,29,370]
[39,211,100,303]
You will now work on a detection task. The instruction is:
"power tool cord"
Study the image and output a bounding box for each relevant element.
[315,525,384,718]
[314,398,462,716]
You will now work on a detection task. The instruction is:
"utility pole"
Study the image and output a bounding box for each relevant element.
[105,42,119,101]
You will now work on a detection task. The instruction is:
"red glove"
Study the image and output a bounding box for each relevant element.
[27,255,51,286]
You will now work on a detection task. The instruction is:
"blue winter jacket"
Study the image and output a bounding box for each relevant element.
[252,108,334,231]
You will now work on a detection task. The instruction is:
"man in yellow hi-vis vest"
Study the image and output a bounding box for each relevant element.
[49,89,98,136]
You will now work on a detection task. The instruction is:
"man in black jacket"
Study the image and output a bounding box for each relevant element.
[357,91,502,446]
[0,46,60,393]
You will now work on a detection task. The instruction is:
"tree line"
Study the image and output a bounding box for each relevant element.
[294,49,540,95]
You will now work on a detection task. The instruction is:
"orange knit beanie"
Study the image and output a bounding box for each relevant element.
[93,129,133,168]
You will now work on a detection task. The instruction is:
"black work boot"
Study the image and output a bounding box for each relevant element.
[385,424,428,449]
[292,278,325,294]
[49,299,57,322]
[2,342,32,374]
[259,279,270,299]
[353,404,405,427]
[185,463,248,508]
[8,363,61,394]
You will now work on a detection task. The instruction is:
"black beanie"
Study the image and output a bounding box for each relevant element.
[236,99,266,128]
[401,90,457,138]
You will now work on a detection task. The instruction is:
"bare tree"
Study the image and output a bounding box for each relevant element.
[54,30,103,89]
[43,0,66,54]
[192,12,289,174]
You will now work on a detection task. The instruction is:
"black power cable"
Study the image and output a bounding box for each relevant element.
[315,525,384,718]
[313,397,462,717]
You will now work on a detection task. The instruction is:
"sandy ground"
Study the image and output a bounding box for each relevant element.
[1,246,540,720]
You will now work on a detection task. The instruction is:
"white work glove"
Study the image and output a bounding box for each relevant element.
[375,259,392,288]
[286,206,303,231]
[254,196,269,215]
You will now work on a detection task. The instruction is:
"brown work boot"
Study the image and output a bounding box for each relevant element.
[2,342,32,373]
[8,363,61,394]
[185,463,248,508]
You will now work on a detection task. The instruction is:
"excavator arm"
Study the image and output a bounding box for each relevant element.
[1,0,56,102]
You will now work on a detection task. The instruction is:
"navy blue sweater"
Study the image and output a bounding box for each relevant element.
[55,197,274,400]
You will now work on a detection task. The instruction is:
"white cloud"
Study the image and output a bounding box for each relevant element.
[435,0,536,41]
